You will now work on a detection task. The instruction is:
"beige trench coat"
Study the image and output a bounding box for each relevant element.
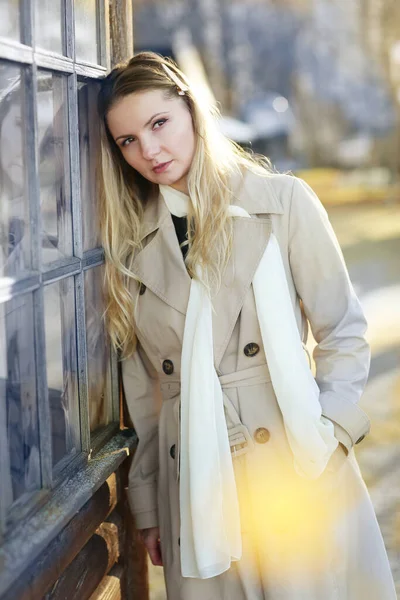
[122,173,396,600]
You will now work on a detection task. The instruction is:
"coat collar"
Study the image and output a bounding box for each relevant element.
[132,170,278,369]
[231,169,284,217]
[138,170,283,242]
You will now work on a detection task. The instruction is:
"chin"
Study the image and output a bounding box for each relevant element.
[159,172,183,186]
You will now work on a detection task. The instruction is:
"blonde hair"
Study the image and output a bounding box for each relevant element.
[97,51,271,358]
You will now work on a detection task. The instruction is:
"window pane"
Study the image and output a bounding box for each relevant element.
[0,0,20,40]
[34,0,63,55]
[37,71,72,265]
[78,80,101,251]
[44,278,80,467]
[0,294,40,510]
[0,64,30,277]
[75,0,99,65]
[84,266,113,432]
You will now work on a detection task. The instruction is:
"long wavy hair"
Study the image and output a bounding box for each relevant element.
[97,51,271,358]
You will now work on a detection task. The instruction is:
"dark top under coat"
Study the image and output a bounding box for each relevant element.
[171,214,188,260]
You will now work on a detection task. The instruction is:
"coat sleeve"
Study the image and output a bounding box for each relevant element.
[288,177,371,450]
[121,339,161,529]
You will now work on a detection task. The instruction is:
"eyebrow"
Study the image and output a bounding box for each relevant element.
[115,112,169,142]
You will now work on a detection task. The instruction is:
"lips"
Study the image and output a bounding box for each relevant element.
[152,160,172,174]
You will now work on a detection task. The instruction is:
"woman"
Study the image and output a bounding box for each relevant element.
[97,52,395,599]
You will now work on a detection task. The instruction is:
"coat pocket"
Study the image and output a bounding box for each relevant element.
[325,442,348,475]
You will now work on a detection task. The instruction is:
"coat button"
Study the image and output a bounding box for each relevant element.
[244,342,260,357]
[170,444,176,459]
[162,359,174,375]
[254,427,270,444]
[356,434,365,445]
[139,282,146,295]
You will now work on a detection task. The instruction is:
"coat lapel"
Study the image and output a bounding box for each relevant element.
[131,172,284,365]
[211,172,284,370]
[211,215,272,371]
[131,191,191,316]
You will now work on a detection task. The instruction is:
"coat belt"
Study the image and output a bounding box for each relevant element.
[160,363,272,459]
[219,364,271,457]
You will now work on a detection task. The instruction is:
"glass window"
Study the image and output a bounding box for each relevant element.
[75,0,99,65]
[78,80,101,251]
[0,0,20,41]
[0,0,117,539]
[0,63,30,277]
[84,266,112,433]
[44,277,80,467]
[34,0,63,55]
[0,293,40,510]
[37,70,73,265]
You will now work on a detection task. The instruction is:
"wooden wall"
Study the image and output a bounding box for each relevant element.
[2,458,149,600]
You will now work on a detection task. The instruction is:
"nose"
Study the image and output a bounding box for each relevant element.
[140,136,160,161]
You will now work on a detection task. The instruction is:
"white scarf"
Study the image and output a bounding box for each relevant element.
[159,185,338,579]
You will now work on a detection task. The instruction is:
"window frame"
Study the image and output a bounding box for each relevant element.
[0,0,120,539]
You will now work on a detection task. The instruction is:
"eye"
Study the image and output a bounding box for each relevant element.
[121,136,135,147]
[153,118,167,130]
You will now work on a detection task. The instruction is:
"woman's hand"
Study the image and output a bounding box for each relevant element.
[139,526,163,566]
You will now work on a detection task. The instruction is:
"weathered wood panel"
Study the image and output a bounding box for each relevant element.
[109,0,134,66]
[43,511,122,600]
[1,473,120,600]
[89,565,123,600]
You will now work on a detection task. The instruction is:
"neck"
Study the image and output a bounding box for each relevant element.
[169,180,189,195]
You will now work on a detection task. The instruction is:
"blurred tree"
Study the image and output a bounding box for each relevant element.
[188,0,228,108]
[134,0,400,175]
[361,0,400,177]
[291,0,398,170]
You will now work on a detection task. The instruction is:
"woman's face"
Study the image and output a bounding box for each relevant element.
[106,89,196,194]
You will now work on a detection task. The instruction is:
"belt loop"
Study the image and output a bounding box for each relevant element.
[222,391,255,458]
[228,423,255,457]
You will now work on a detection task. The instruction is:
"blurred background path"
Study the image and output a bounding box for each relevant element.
[330,200,400,595]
